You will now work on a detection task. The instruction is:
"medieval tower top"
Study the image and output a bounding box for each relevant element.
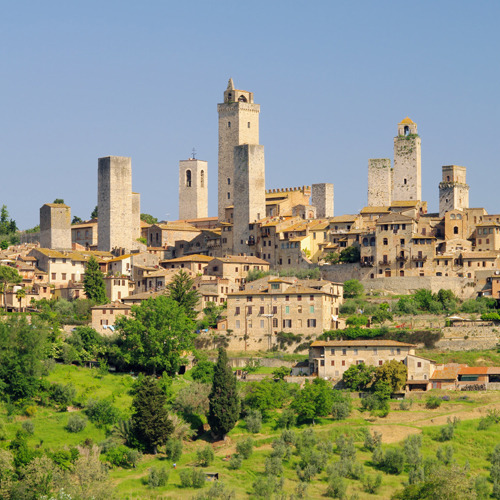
[218,79,260,221]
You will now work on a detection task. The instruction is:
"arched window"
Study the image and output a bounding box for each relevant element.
[450,213,455,219]
[200,170,205,187]
[447,176,450,181]
[362,237,369,247]
[456,214,462,220]
[186,169,192,187]
[238,95,247,103]
[383,238,388,245]
[454,226,459,235]
[404,125,410,136]
[370,237,375,246]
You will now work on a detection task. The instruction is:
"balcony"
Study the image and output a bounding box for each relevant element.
[379,260,391,266]
[360,259,374,267]
[412,255,427,262]
[396,255,408,262]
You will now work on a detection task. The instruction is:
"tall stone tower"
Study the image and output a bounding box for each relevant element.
[98,156,133,252]
[439,165,469,217]
[392,117,421,202]
[311,183,334,217]
[233,145,266,255]
[40,203,72,250]
[179,158,208,220]
[367,159,392,206]
[218,78,260,221]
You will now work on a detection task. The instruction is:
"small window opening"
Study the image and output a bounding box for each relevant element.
[186,169,192,187]
[404,178,407,185]
[247,122,251,128]
[228,121,231,128]
[404,125,410,136]
[454,226,459,234]
[238,95,247,103]
[200,170,205,187]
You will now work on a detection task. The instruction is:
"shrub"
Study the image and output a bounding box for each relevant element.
[244,409,262,433]
[439,417,460,441]
[180,468,206,489]
[191,360,215,384]
[105,445,141,468]
[276,408,296,429]
[265,455,283,476]
[165,438,183,462]
[65,413,87,433]
[84,398,120,427]
[197,445,215,467]
[336,435,356,461]
[382,447,405,474]
[146,466,169,488]
[425,396,442,409]
[363,473,382,494]
[331,402,350,421]
[399,398,413,411]
[50,383,76,408]
[436,444,454,465]
[363,429,382,452]
[236,437,254,459]
[252,475,284,498]
[22,421,34,435]
[228,454,243,470]
[24,405,37,417]
[326,473,347,499]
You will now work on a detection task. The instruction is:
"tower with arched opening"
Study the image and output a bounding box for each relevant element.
[217,78,260,221]
[439,165,469,217]
[392,117,421,203]
[178,158,208,220]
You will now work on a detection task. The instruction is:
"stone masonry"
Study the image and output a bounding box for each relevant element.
[179,158,208,220]
[39,203,72,250]
[439,165,469,217]
[392,118,421,202]
[218,79,260,221]
[98,156,133,253]
[367,158,392,206]
[312,183,334,218]
[233,144,266,255]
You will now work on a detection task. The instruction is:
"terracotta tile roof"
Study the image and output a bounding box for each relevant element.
[376,212,414,224]
[108,254,133,263]
[390,201,419,207]
[430,364,467,380]
[462,251,499,259]
[92,303,132,310]
[459,366,489,375]
[310,340,416,347]
[214,255,269,265]
[161,254,213,263]
[330,215,358,223]
[360,206,390,214]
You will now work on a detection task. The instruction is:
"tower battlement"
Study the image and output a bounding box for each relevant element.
[266,186,311,194]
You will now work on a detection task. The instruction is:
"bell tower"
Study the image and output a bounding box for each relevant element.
[217,79,260,221]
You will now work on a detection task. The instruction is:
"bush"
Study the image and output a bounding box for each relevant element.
[436,444,454,465]
[331,402,351,421]
[236,437,254,459]
[147,466,169,488]
[228,454,243,470]
[425,396,442,409]
[244,409,262,433]
[191,360,216,384]
[105,445,141,468]
[49,383,76,408]
[383,447,405,474]
[326,473,347,499]
[276,408,296,429]
[363,473,382,494]
[180,468,206,489]
[197,445,215,467]
[21,420,34,435]
[84,398,120,427]
[343,279,363,298]
[439,417,460,441]
[252,475,284,498]
[194,482,236,499]
[165,438,183,462]
[399,398,413,411]
[65,413,87,433]
[363,429,382,452]
[24,405,37,417]
[265,455,283,476]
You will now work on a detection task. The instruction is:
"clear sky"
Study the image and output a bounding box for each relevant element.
[1,1,499,229]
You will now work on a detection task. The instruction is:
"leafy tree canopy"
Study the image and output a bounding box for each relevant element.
[343,279,364,299]
[83,256,107,304]
[53,199,65,204]
[342,363,376,391]
[72,216,83,224]
[115,295,195,375]
[91,206,98,219]
[167,270,200,319]
[140,213,158,224]
[373,359,407,393]
[291,378,333,423]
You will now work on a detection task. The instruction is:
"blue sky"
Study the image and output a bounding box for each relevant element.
[1,1,499,228]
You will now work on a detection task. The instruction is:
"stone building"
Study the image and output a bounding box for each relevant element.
[91,302,132,335]
[367,159,392,207]
[71,221,98,248]
[179,158,208,220]
[233,144,266,255]
[439,165,469,217]
[225,278,343,351]
[205,255,269,285]
[40,203,72,250]
[311,183,334,218]
[218,79,260,221]
[98,156,141,253]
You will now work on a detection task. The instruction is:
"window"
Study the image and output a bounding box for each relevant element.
[272,306,277,314]
[417,362,422,367]
[320,360,325,366]
[353,349,358,355]
[396,349,401,355]
[51,273,56,280]
[283,319,292,328]
[373,348,378,354]
[342,360,346,366]
[310,305,314,313]
[273,318,278,327]
[285,306,290,314]
[310,295,314,301]
[260,320,264,328]
[259,306,264,314]
[307,319,317,327]
[285,295,290,301]
[186,169,192,187]
[331,360,335,366]
[379,360,383,366]
[298,305,302,313]
[248,122,251,128]
[200,170,205,187]
[383,238,388,245]
[227,192,230,199]
[227,178,231,185]
[228,121,231,128]
[454,226,459,234]
[235,320,240,329]
[330,348,335,355]
[61,273,67,280]
[247,306,252,315]
[247,296,253,302]
[297,295,302,301]
[235,307,240,315]
[342,349,347,356]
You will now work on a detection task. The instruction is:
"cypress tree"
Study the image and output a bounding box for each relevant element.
[83,256,107,304]
[208,347,240,440]
[131,377,173,454]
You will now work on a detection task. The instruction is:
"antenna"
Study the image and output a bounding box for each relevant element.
[191,148,197,160]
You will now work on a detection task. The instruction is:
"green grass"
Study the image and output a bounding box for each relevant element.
[422,349,500,366]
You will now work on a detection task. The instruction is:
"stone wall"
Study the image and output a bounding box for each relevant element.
[434,325,500,351]
[393,134,421,202]
[40,204,72,250]
[311,183,334,218]
[179,159,208,220]
[367,159,392,206]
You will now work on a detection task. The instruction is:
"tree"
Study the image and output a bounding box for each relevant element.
[339,245,360,263]
[208,348,240,439]
[72,216,83,224]
[140,213,158,224]
[0,241,8,250]
[292,378,333,423]
[373,359,407,393]
[0,265,22,310]
[167,270,200,319]
[53,198,65,204]
[115,295,195,375]
[342,363,376,391]
[343,279,363,298]
[83,256,107,304]
[91,205,98,219]
[324,252,340,265]
[16,287,26,312]
[131,377,173,453]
